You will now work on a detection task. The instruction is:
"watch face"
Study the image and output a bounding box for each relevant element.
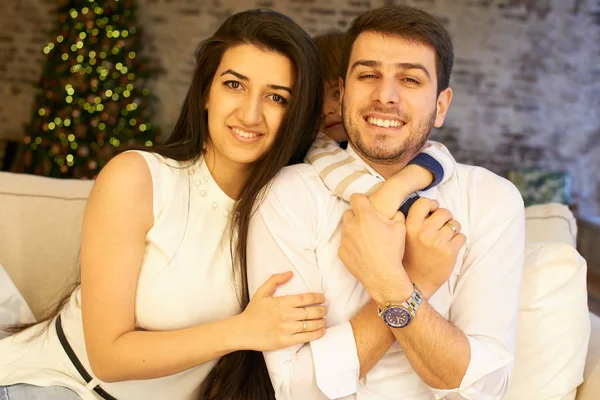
[383,307,411,328]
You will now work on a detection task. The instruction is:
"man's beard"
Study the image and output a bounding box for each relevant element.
[342,99,436,166]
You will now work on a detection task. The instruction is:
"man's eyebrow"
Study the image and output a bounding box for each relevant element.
[395,63,431,80]
[349,59,381,73]
[220,69,291,94]
[349,60,432,80]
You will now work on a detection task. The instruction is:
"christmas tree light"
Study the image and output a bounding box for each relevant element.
[23,0,159,178]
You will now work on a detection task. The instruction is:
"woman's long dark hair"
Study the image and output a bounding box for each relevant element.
[6,8,322,400]
[153,9,323,399]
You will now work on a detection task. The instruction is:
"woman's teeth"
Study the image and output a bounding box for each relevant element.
[366,117,404,128]
[232,127,260,138]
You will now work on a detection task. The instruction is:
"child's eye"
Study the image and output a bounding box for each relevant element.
[334,90,340,99]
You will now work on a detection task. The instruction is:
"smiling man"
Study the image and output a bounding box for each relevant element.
[247,5,525,400]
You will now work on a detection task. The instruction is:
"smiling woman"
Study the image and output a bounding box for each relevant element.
[0,8,323,400]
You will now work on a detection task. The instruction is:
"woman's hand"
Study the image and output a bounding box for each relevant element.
[235,271,327,351]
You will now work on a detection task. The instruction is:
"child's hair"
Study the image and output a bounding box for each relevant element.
[313,30,345,83]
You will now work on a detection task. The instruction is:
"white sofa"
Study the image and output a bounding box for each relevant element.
[0,170,599,399]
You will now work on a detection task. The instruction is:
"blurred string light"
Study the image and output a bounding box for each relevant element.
[23,0,159,178]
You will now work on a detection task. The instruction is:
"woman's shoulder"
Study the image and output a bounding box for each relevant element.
[118,150,193,190]
[97,151,154,190]
[83,152,155,236]
[94,151,189,221]
[120,150,187,176]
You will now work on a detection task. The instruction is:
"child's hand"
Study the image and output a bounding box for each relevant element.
[368,164,434,220]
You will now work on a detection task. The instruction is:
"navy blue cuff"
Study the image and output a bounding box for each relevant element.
[408,153,443,191]
[399,193,420,218]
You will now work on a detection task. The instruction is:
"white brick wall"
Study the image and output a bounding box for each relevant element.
[1,0,599,215]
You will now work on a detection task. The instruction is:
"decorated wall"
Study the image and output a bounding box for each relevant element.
[1,0,598,214]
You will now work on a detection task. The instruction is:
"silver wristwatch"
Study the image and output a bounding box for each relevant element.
[377,285,423,328]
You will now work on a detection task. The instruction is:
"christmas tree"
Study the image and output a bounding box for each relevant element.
[22,0,159,178]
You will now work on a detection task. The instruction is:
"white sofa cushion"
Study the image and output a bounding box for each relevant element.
[505,242,590,400]
[0,263,35,339]
[0,172,93,319]
[576,312,600,400]
[525,203,577,246]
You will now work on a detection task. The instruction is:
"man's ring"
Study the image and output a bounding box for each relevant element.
[303,307,308,320]
[445,221,458,237]
[301,321,308,333]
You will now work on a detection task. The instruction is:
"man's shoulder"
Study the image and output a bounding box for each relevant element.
[452,163,524,211]
[260,163,336,213]
[454,163,519,191]
[268,163,332,197]
[255,163,340,240]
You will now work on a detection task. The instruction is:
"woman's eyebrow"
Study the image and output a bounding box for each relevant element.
[220,69,291,94]
[220,69,248,80]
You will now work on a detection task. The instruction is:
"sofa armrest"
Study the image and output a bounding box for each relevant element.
[575,312,600,400]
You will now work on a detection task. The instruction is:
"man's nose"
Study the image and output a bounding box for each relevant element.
[374,78,400,105]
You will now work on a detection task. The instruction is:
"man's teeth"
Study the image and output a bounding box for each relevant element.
[232,127,261,138]
[366,117,404,128]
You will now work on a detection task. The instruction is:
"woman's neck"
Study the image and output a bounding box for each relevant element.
[203,148,252,200]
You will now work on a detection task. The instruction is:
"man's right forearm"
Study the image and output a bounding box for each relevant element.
[350,300,395,378]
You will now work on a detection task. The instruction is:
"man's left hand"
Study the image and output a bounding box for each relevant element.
[338,194,414,305]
